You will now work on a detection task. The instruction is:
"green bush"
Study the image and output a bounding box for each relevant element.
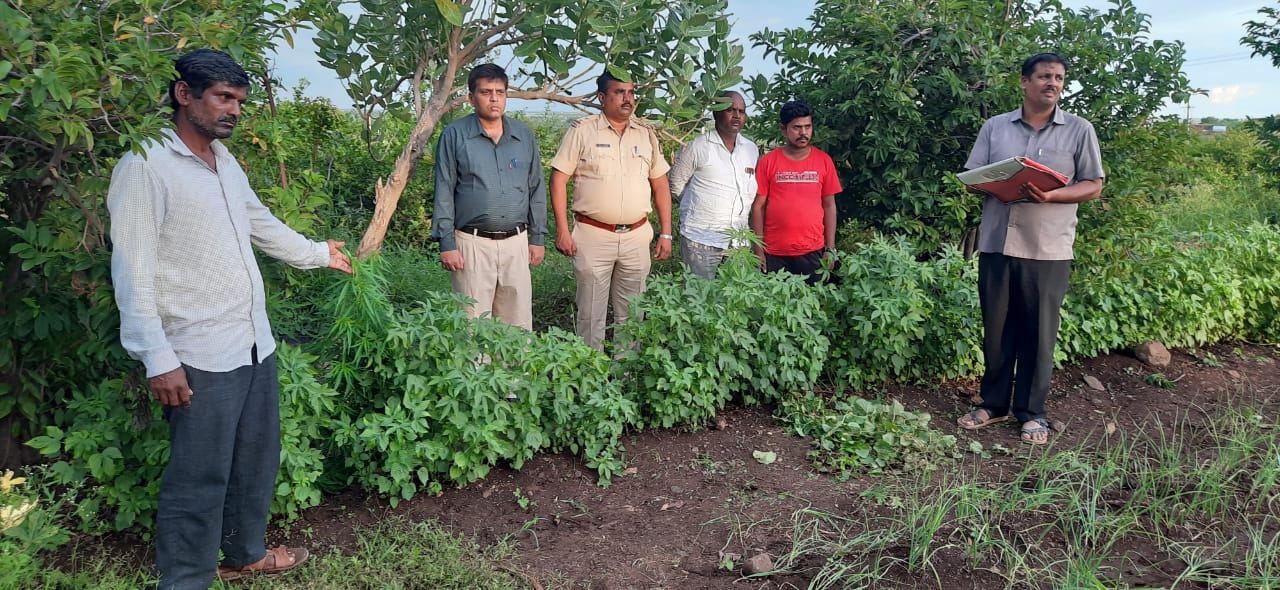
[319,256,636,503]
[1060,223,1280,360]
[25,343,337,533]
[821,236,983,388]
[614,250,829,428]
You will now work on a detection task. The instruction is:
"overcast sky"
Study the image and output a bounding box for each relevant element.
[270,0,1278,120]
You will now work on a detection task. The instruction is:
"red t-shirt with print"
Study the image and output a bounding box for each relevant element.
[755,147,842,256]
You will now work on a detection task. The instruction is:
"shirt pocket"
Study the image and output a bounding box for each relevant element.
[1036,148,1075,180]
[579,144,617,180]
[627,140,654,178]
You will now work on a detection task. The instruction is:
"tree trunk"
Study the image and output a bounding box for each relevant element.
[355,99,448,259]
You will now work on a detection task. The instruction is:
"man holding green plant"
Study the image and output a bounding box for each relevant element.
[108,49,351,588]
[432,63,547,329]
[957,52,1104,445]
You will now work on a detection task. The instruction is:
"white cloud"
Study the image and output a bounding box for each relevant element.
[1208,84,1258,105]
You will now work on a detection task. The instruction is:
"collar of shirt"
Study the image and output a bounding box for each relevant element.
[159,128,233,168]
[1011,106,1066,128]
[462,114,523,143]
[587,113,649,134]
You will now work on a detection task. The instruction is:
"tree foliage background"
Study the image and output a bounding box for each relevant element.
[0,0,312,458]
[748,0,1192,252]
[310,0,745,257]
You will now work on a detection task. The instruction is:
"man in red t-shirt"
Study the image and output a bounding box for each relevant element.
[749,100,842,284]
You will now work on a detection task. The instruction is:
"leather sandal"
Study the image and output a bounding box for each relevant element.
[1021,418,1051,445]
[217,545,309,581]
[957,409,1009,430]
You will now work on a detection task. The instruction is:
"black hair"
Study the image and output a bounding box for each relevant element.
[596,70,626,95]
[779,100,814,126]
[170,49,250,112]
[468,63,508,93]
[1021,52,1068,77]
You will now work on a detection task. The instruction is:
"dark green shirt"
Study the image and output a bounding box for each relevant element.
[432,114,546,251]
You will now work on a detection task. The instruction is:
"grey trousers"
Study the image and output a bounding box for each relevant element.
[155,353,279,590]
[680,235,727,280]
[977,253,1071,423]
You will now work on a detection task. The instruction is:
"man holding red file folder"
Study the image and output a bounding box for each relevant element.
[957,52,1105,445]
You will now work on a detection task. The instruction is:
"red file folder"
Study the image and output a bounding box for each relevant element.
[957,157,1068,203]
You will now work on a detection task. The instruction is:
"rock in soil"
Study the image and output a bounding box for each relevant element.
[1083,375,1106,391]
[1135,341,1172,368]
[743,553,775,575]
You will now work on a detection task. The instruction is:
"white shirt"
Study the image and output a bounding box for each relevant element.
[669,129,759,249]
[108,129,330,377]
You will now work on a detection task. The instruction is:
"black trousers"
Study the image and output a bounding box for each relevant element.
[156,352,280,589]
[765,249,825,285]
[977,253,1071,423]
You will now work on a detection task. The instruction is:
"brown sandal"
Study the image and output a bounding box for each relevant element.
[217,545,309,581]
[957,409,1009,430]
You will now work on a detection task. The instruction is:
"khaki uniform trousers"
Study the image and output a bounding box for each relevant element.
[451,229,533,330]
[571,221,653,350]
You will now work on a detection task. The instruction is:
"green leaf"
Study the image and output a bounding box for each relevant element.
[433,0,463,26]
[752,450,777,465]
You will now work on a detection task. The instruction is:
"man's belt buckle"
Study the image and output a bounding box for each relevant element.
[613,224,630,233]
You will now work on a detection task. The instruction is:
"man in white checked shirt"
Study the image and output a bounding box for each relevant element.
[669,91,759,279]
[107,49,351,589]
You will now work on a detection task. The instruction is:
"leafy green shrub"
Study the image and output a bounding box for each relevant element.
[779,393,959,477]
[25,344,339,534]
[273,343,342,521]
[821,236,982,388]
[1,466,73,588]
[1060,223,1280,361]
[27,379,167,533]
[2,221,132,439]
[319,256,636,503]
[613,250,829,428]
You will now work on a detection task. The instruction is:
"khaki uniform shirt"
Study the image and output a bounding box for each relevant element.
[549,114,670,224]
[966,107,1105,260]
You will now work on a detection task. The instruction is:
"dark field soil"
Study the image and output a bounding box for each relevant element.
[68,342,1280,589]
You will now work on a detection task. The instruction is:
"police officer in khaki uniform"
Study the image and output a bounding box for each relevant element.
[549,71,673,350]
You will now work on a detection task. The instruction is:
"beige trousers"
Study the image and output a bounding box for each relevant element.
[571,222,653,350]
[451,229,533,330]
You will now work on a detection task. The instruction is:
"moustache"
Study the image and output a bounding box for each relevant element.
[218,116,238,125]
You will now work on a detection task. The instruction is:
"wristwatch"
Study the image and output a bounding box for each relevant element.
[659,234,673,240]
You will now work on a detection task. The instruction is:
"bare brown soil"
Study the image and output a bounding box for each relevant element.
[64,342,1280,589]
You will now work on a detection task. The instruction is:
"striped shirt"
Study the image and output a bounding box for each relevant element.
[108,129,330,377]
